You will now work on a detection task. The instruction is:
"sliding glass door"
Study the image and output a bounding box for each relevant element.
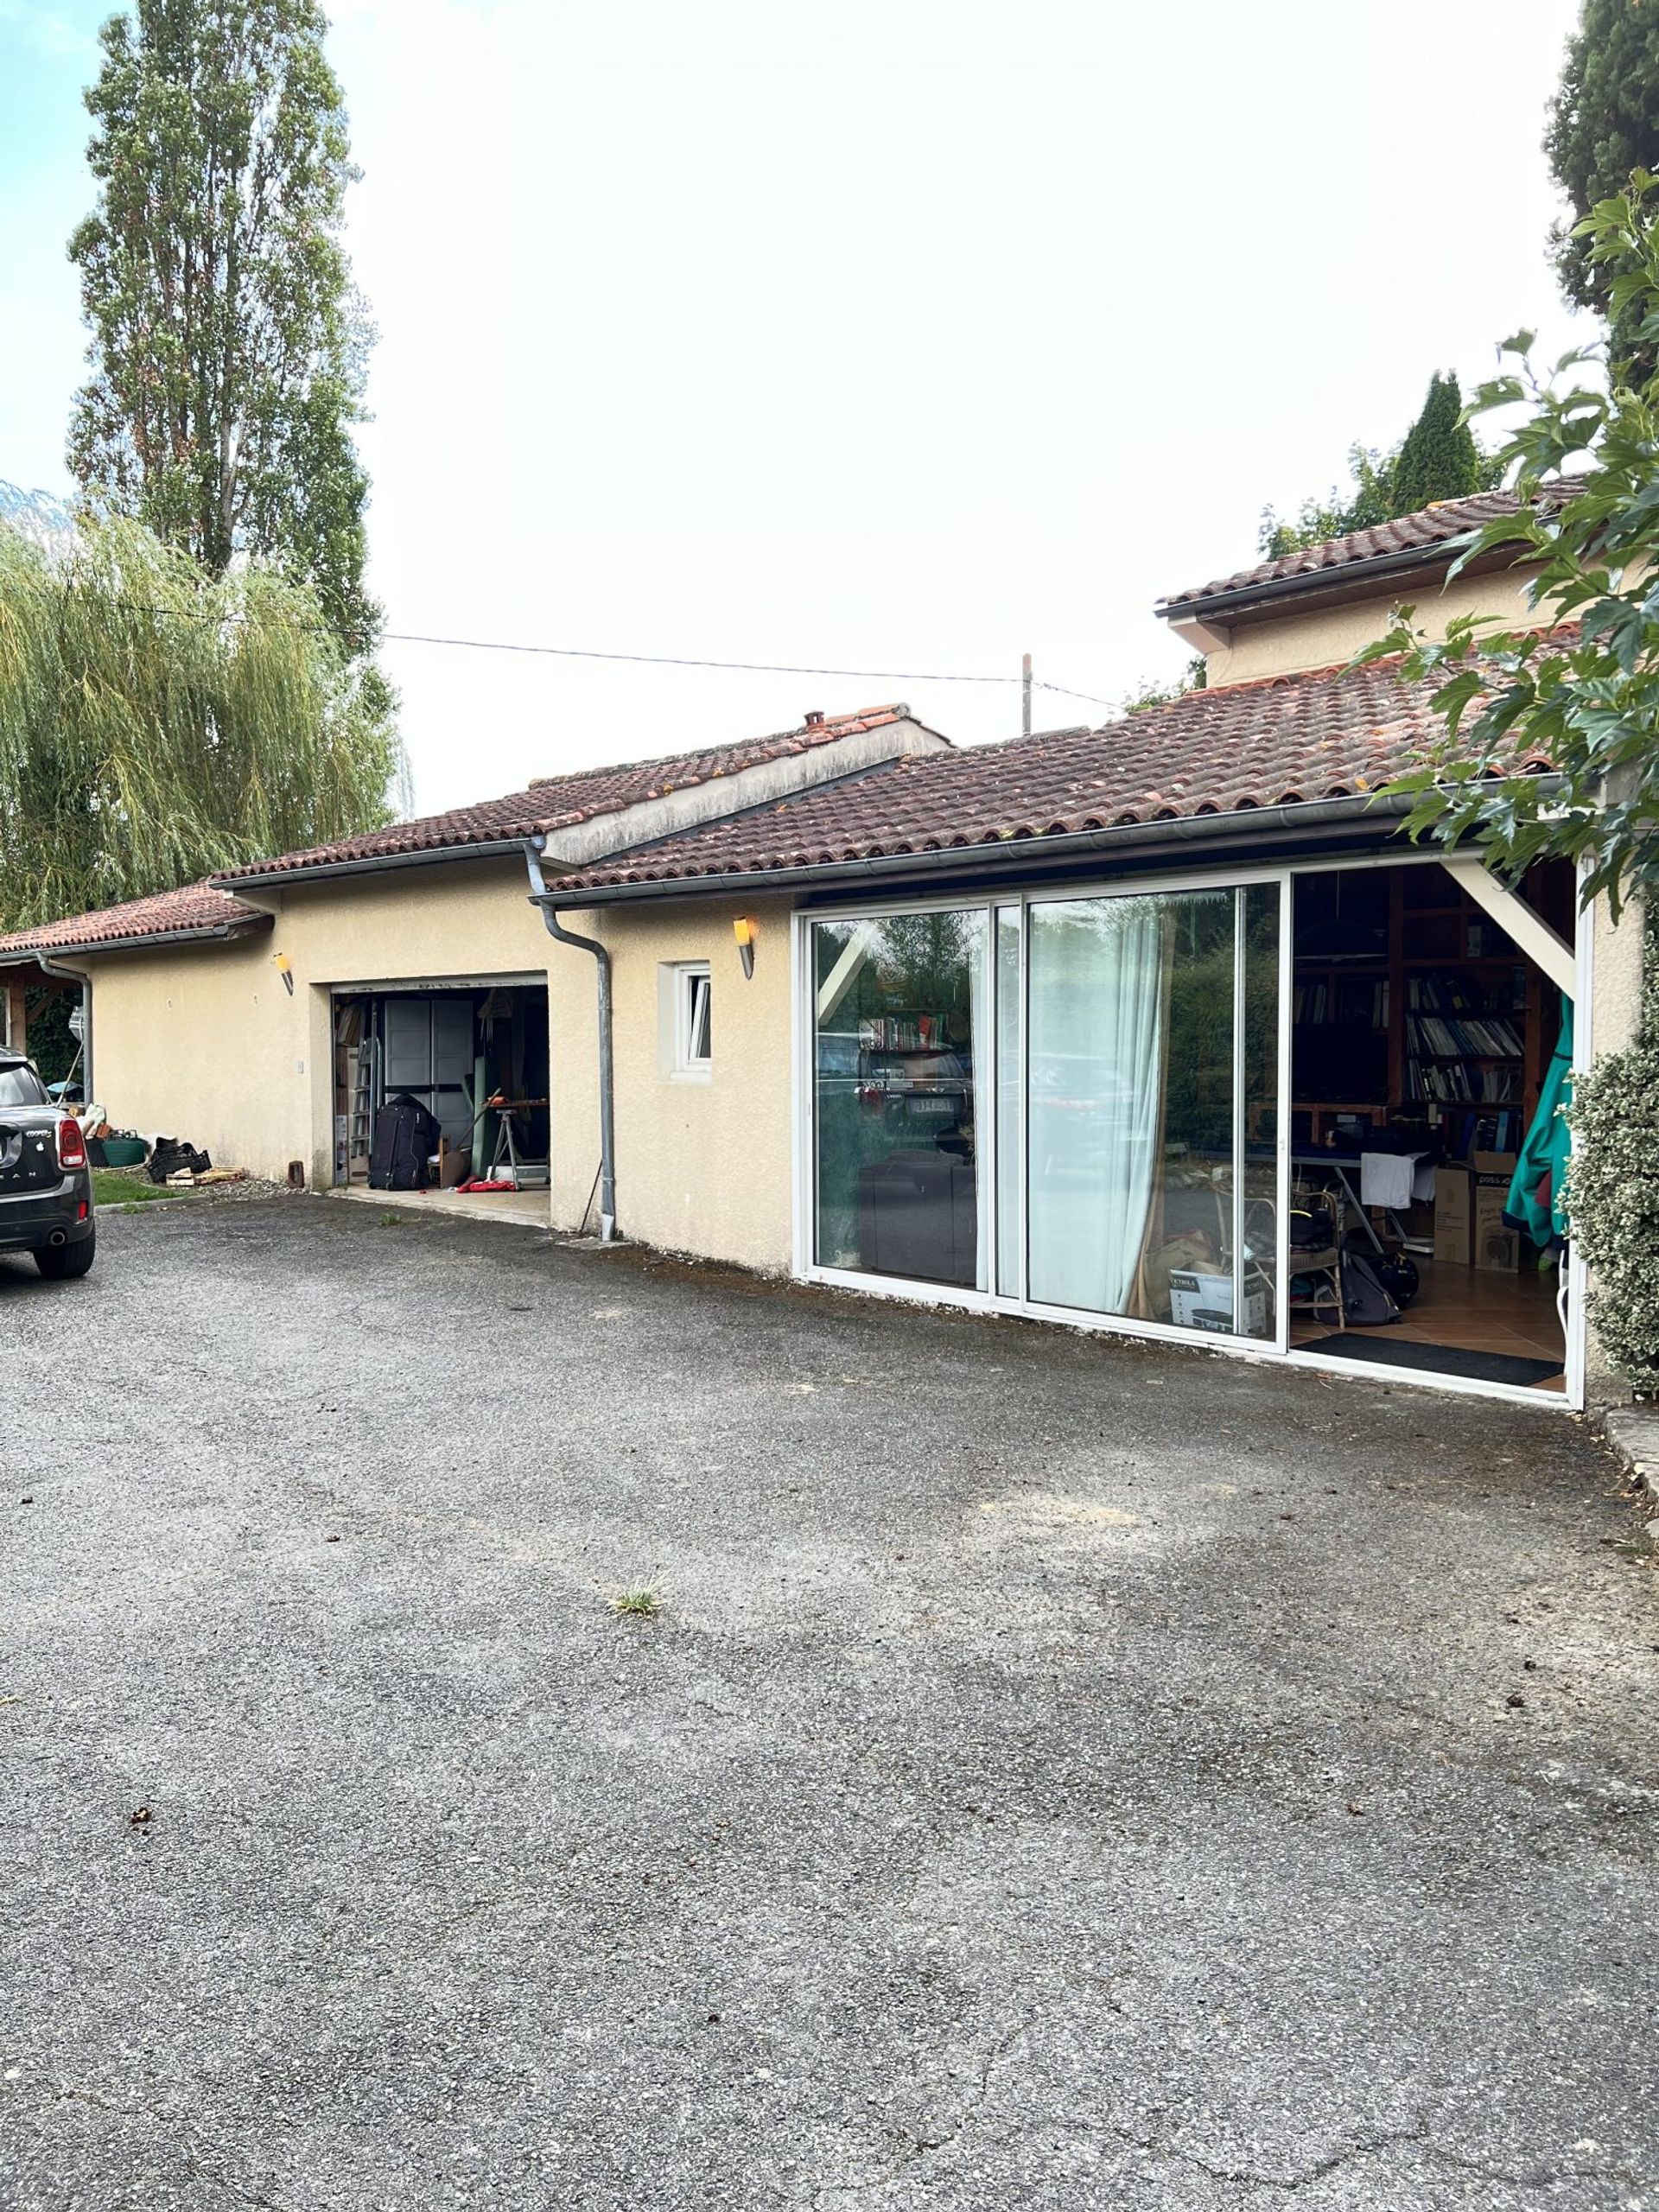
[811,909,987,1289]
[1023,882,1280,1340]
[1027,887,1233,1319]
[806,876,1285,1346]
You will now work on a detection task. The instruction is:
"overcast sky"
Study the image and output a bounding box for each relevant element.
[0,0,1588,814]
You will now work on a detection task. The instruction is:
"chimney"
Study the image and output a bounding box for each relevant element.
[804,709,824,728]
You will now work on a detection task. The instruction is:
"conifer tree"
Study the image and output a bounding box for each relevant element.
[1258,375,1498,556]
[1391,372,1485,515]
[1546,0,1659,368]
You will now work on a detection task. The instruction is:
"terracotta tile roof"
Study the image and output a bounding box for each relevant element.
[1158,492,1535,613]
[0,880,270,958]
[557,653,1555,893]
[217,705,922,881]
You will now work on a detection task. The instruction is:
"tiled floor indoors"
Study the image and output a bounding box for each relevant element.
[1290,1251,1567,1392]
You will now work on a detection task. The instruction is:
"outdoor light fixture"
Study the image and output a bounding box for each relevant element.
[272,952,295,996]
[733,915,756,980]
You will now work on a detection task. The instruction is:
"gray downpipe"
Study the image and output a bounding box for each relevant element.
[37,956,92,1099]
[524,844,616,1242]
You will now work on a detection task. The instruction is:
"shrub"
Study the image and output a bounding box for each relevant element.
[1567,914,1659,1392]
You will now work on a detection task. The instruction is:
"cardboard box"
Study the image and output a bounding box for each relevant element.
[1470,1149,1521,1270]
[1168,1268,1268,1337]
[1433,1166,1471,1264]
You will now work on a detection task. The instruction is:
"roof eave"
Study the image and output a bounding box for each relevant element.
[0,914,272,963]
[1154,534,1530,629]
[541,791,1428,907]
[214,838,531,894]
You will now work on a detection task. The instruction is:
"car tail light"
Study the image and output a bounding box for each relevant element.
[57,1117,87,1171]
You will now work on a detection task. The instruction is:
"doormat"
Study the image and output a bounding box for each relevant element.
[1297,1334,1564,1389]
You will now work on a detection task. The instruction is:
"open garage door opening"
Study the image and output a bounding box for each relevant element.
[331,982,550,1208]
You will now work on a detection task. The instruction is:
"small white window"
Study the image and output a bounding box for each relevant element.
[672,963,712,1078]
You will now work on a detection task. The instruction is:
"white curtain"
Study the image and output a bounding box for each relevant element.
[1027,896,1167,1314]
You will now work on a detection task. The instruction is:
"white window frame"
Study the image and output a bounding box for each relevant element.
[791,848,1586,1414]
[667,961,713,1082]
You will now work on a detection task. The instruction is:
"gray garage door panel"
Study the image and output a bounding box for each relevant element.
[380,995,476,1145]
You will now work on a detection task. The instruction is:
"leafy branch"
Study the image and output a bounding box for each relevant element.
[1359,179,1659,922]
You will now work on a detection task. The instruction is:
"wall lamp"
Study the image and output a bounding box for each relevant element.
[272,951,295,996]
[733,915,756,980]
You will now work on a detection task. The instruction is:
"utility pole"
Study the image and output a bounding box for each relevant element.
[1021,652,1032,737]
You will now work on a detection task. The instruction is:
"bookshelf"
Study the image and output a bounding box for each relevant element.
[1293,864,1567,1147]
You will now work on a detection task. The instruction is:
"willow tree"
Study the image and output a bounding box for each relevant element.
[67,0,378,658]
[0,516,401,932]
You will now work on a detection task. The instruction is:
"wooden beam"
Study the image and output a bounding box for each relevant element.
[1440,857,1575,997]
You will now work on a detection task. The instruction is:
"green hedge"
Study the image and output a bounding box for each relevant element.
[1567,914,1659,1394]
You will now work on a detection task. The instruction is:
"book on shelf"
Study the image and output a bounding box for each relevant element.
[1406,970,1525,1017]
[1292,977,1389,1027]
[1404,1058,1519,1104]
[1406,1012,1523,1058]
[1452,1107,1522,1155]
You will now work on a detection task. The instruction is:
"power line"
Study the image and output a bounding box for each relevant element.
[379,627,1020,685]
[16,578,1128,715]
[1031,678,1120,710]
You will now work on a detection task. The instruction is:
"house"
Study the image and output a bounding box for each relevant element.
[1,497,1642,1410]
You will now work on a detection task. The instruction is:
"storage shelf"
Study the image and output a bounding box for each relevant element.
[1295,863,1570,1153]
[1403,957,1524,971]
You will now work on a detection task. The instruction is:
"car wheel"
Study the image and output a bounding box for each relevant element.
[35,1230,95,1281]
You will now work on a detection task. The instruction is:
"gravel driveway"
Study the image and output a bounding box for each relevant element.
[2,1198,1656,2210]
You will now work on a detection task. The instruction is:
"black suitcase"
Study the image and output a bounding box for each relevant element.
[369,1092,442,1190]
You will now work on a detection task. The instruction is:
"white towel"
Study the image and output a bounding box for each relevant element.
[1360,1150,1416,1211]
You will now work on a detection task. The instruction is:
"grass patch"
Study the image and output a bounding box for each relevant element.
[610,1586,663,1618]
[92,1168,186,1209]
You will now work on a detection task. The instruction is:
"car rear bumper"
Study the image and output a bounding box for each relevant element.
[0,1177,94,1253]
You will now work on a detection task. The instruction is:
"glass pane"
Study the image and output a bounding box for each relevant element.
[689,973,711,1060]
[1239,882,1281,1339]
[813,912,986,1289]
[995,906,1021,1299]
[1027,888,1237,1327]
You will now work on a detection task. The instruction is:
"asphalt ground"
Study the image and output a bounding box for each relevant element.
[2,1197,1656,2211]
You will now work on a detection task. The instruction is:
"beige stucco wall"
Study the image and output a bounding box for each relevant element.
[77,861,800,1272]
[1190,566,1547,688]
[76,931,305,1179]
[546,893,798,1271]
[80,858,554,1189]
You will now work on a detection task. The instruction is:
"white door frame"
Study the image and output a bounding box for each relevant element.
[791,847,1582,1412]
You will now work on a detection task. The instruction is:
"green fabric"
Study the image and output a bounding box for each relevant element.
[1506,1006,1573,1243]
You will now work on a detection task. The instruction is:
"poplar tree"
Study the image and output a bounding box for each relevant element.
[67,0,378,657]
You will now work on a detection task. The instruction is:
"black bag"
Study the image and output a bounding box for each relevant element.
[1341,1248,1402,1327]
[1371,1249,1421,1309]
[1342,1230,1420,1311]
[147,1137,212,1184]
[369,1092,442,1191]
